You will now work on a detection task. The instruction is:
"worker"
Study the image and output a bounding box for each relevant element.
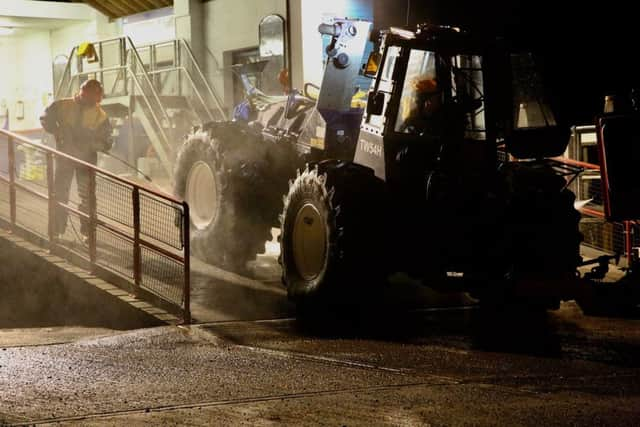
[395,75,470,183]
[40,79,112,240]
[398,77,445,136]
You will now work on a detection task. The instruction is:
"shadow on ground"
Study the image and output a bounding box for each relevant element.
[258,301,640,368]
[0,239,161,330]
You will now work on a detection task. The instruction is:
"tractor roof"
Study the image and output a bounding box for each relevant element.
[382,24,500,55]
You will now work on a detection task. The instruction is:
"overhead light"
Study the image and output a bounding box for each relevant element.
[0,27,15,36]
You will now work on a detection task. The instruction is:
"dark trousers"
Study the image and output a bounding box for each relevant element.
[54,153,95,236]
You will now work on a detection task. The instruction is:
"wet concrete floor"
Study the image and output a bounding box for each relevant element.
[188,233,475,324]
[1,301,639,426]
[2,237,639,425]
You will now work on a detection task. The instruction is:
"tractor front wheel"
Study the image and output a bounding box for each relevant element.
[280,161,387,312]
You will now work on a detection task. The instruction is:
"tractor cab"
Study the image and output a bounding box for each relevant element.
[355,24,568,183]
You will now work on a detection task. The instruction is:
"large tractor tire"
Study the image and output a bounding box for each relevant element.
[279,161,387,310]
[504,164,582,276]
[173,130,272,274]
[481,163,582,311]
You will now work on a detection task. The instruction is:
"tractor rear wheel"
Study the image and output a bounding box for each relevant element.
[173,130,272,274]
[505,164,582,277]
[480,163,582,311]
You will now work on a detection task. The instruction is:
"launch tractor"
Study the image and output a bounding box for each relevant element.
[174,18,639,314]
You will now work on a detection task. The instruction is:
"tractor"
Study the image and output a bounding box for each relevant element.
[278,22,585,311]
[174,18,589,313]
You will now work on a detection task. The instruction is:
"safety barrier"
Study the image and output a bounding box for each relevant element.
[559,126,638,267]
[561,157,636,267]
[0,129,190,323]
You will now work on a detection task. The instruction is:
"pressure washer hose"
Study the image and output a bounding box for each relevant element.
[102,152,156,185]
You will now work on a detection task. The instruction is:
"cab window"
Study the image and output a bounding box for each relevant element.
[394,49,438,134]
[452,54,486,140]
[366,45,400,128]
[511,53,557,129]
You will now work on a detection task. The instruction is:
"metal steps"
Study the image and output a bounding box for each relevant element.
[54,37,226,179]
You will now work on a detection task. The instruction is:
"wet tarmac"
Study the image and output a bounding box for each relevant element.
[1,301,639,426]
[188,230,476,323]
[2,236,640,425]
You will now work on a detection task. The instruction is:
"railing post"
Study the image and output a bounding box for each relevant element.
[7,136,16,229]
[132,187,142,291]
[176,41,182,97]
[88,168,97,271]
[46,152,56,249]
[632,223,639,272]
[99,41,104,89]
[174,40,179,68]
[183,202,191,325]
[625,220,632,268]
[121,38,129,97]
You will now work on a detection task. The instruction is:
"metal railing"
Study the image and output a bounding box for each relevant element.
[137,38,227,123]
[55,37,228,178]
[0,129,190,323]
[55,37,175,175]
[178,39,227,121]
[558,126,638,267]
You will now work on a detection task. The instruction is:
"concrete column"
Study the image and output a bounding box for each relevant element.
[174,0,205,69]
[287,0,304,91]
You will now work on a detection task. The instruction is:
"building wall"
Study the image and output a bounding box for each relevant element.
[123,8,175,46]
[0,6,122,132]
[2,0,378,130]
[288,0,373,91]
[0,37,19,126]
[202,0,287,110]
[50,13,121,59]
[50,21,91,60]
[0,30,52,131]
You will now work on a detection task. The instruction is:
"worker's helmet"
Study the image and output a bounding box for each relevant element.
[77,79,104,105]
[80,79,104,93]
[413,77,439,95]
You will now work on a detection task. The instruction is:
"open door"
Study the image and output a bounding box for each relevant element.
[596,112,640,221]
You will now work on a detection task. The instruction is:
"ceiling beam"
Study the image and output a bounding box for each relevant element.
[76,0,172,19]
[127,0,152,12]
[117,0,143,15]
[101,0,136,17]
[135,0,160,9]
[80,0,116,19]
[147,0,169,9]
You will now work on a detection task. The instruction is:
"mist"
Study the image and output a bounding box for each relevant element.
[0,236,160,330]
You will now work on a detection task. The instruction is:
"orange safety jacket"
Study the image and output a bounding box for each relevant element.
[40,97,112,161]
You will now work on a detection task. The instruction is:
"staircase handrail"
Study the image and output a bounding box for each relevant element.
[178,39,227,121]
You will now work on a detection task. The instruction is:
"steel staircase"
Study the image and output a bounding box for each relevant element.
[55,37,226,178]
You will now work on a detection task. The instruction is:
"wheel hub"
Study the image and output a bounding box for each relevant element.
[186,161,218,230]
[292,203,327,281]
